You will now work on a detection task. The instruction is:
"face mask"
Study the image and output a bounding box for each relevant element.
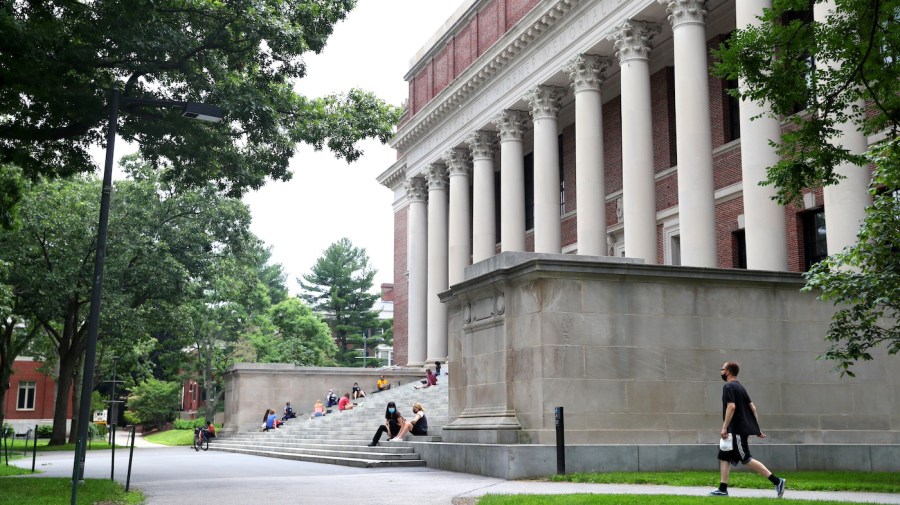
[721,373,728,382]
[388,408,395,414]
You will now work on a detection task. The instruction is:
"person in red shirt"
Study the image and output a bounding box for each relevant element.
[338,393,355,411]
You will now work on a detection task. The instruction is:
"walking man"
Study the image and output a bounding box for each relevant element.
[710,361,786,498]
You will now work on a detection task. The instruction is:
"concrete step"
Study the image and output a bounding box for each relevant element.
[209,446,426,468]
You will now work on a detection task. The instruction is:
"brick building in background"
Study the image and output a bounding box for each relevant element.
[2,357,73,434]
[377,0,869,367]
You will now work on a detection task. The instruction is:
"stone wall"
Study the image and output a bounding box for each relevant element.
[222,365,426,434]
[440,252,900,447]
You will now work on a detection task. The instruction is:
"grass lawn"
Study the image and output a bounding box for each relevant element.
[552,471,900,494]
[143,429,194,446]
[0,476,144,504]
[478,494,880,505]
[0,463,33,476]
[3,438,120,452]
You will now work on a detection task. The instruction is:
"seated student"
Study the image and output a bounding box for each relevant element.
[434,361,442,377]
[312,400,325,417]
[351,382,366,399]
[415,368,437,389]
[376,375,390,392]
[367,401,405,447]
[201,419,216,442]
[265,409,281,430]
[338,393,355,411]
[282,402,296,421]
[325,389,339,408]
[261,409,271,430]
[393,403,428,440]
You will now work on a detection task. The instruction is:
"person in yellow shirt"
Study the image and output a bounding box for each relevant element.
[376,375,390,391]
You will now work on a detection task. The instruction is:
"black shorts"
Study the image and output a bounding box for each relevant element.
[717,433,753,466]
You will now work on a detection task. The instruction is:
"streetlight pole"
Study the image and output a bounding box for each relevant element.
[70,89,222,505]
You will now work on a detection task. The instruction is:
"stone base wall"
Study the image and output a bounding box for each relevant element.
[222,365,426,434]
[439,252,900,447]
[409,442,900,479]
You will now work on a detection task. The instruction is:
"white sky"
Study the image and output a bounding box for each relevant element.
[241,0,463,294]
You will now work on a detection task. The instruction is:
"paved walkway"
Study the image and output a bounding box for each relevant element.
[9,440,900,505]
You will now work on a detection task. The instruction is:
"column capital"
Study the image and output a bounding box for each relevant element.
[660,0,708,27]
[524,85,568,120]
[608,20,660,63]
[426,163,449,190]
[564,54,613,92]
[467,130,497,161]
[492,110,530,141]
[405,176,428,203]
[443,148,472,176]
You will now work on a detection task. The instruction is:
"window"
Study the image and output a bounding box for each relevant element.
[801,208,828,271]
[17,381,36,410]
[559,134,566,216]
[663,221,681,266]
[725,79,741,142]
[524,153,534,230]
[733,229,747,269]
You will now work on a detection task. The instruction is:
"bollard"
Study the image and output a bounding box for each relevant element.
[31,424,38,472]
[2,432,7,466]
[555,406,565,475]
[110,422,116,480]
[125,425,136,492]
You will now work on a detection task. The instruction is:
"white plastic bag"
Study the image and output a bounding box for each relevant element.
[719,434,733,451]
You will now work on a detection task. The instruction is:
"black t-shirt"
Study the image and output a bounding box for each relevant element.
[722,380,761,436]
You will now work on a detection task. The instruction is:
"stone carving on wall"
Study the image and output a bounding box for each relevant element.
[608,20,659,62]
[467,130,497,160]
[563,54,613,92]
[493,110,531,141]
[524,85,568,120]
[661,0,708,27]
[426,163,449,190]
[404,176,428,203]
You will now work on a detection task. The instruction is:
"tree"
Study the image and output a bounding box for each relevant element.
[126,378,181,431]
[714,0,899,375]
[0,164,253,444]
[0,1,401,196]
[300,238,379,366]
[264,298,337,366]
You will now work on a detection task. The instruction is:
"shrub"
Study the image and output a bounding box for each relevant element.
[173,418,209,430]
[1,423,12,437]
[35,424,53,438]
[123,410,141,426]
[127,379,180,431]
[89,423,108,438]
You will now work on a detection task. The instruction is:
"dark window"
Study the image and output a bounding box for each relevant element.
[783,1,815,114]
[559,134,566,216]
[17,381,36,410]
[725,79,741,142]
[733,229,747,269]
[494,170,501,245]
[524,153,534,231]
[801,208,828,270]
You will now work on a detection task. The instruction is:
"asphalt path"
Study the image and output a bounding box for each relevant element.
[8,436,900,505]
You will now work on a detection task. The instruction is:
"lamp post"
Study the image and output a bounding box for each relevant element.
[70,88,222,505]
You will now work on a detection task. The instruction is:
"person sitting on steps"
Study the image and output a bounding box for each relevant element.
[312,399,325,417]
[351,382,366,399]
[368,401,405,447]
[282,402,296,421]
[376,375,390,392]
[393,402,428,440]
[415,368,437,389]
[338,392,355,411]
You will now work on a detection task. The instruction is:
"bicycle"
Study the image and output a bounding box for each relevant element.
[192,427,209,451]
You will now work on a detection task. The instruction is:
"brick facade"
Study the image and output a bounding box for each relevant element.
[3,359,72,424]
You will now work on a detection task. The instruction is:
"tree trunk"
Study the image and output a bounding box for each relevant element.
[67,355,84,444]
[49,354,77,445]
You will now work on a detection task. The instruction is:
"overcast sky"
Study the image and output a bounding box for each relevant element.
[241,0,463,294]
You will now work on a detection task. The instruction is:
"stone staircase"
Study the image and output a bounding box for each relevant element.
[210,379,448,467]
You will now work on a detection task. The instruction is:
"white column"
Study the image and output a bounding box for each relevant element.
[404,177,428,367]
[815,0,871,254]
[426,163,449,363]
[445,148,472,286]
[662,0,717,267]
[468,130,497,263]
[736,0,788,270]
[610,21,660,264]
[492,110,530,252]
[564,54,611,256]
[524,85,568,254]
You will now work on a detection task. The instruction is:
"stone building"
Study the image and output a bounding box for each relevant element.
[375,0,897,476]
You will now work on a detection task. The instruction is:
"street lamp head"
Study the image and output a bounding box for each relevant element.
[182,102,224,123]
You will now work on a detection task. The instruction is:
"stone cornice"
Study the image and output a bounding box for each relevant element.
[661,0,708,27]
[444,147,473,176]
[426,163,449,191]
[467,130,497,160]
[609,20,660,62]
[405,176,428,203]
[563,54,613,92]
[377,158,407,190]
[525,85,568,120]
[493,110,531,141]
[391,0,580,152]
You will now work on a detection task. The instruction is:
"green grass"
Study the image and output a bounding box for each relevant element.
[479,495,877,505]
[0,464,33,476]
[0,477,144,504]
[3,438,120,452]
[552,471,900,494]
[143,428,193,446]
